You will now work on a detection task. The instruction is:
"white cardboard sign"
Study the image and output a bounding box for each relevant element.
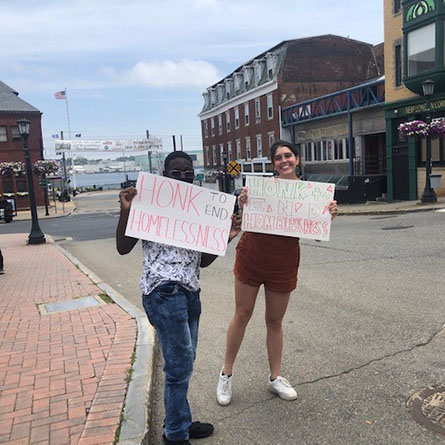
[242,176,335,241]
[125,172,236,256]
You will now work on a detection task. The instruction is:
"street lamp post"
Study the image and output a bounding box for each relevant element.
[421,79,437,203]
[17,119,46,244]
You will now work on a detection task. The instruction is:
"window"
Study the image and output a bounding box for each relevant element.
[226,111,231,132]
[314,141,322,161]
[394,0,401,14]
[246,137,251,160]
[407,23,436,76]
[236,139,241,160]
[256,135,262,158]
[219,144,224,165]
[255,98,261,123]
[0,126,7,142]
[268,132,275,150]
[205,146,210,165]
[228,142,232,162]
[244,103,250,126]
[211,118,215,136]
[11,126,21,140]
[395,43,402,87]
[212,145,216,165]
[204,120,209,138]
[218,115,222,135]
[326,140,334,160]
[304,143,313,162]
[234,107,240,129]
[267,94,273,119]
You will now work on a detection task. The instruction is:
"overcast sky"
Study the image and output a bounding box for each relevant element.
[0,0,384,156]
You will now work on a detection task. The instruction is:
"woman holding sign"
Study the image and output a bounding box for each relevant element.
[217,140,338,405]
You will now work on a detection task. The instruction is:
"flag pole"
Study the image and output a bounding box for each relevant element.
[64,88,76,190]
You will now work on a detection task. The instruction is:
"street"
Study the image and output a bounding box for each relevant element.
[2,191,444,444]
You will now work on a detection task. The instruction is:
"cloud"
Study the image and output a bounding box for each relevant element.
[116,60,220,88]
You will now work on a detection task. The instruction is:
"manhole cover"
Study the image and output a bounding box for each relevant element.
[381,225,414,230]
[407,385,445,435]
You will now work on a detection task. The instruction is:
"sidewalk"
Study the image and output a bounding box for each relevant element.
[0,234,149,445]
[13,201,76,222]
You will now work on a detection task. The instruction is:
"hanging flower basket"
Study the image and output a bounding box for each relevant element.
[0,161,26,176]
[32,160,60,176]
[398,120,429,139]
[429,118,445,139]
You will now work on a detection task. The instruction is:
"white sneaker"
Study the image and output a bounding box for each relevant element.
[267,375,298,401]
[217,370,233,406]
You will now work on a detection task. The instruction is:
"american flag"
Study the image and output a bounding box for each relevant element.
[54,90,66,100]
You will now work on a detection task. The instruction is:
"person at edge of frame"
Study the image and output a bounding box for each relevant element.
[116,151,242,445]
[216,139,338,406]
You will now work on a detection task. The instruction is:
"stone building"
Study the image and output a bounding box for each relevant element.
[0,81,45,209]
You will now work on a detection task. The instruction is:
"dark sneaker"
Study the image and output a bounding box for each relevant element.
[162,434,190,445]
[189,421,214,439]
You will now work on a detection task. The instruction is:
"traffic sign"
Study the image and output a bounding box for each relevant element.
[38,178,48,188]
[227,160,241,176]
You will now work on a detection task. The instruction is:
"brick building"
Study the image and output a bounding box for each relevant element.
[384,0,445,201]
[199,35,384,177]
[0,81,45,209]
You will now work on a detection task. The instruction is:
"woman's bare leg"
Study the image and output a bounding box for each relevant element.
[264,288,291,379]
[222,278,260,375]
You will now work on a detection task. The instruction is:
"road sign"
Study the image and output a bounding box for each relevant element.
[38,178,48,188]
[196,173,204,182]
[227,160,241,176]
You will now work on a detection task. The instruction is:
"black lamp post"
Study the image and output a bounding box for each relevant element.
[17,119,46,244]
[421,79,437,203]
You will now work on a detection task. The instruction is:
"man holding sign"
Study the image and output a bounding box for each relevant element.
[217,141,338,406]
[117,151,240,445]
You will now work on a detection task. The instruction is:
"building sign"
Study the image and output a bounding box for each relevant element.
[242,176,335,241]
[125,172,236,256]
[55,138,162,152]
[405,99,445,115]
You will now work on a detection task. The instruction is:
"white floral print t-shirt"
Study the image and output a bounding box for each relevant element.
[140,240,202,296]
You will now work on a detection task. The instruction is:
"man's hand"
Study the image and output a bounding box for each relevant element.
[237,186,248,211]
[229,213,242,242]
[329,200,338,220]
[119,187,137,212]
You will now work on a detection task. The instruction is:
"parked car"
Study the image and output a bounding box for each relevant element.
[0,198,14,223]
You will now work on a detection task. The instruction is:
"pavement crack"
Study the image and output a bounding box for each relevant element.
[296,322,445,387]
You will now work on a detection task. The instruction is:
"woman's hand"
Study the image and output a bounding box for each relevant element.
[329,200,338,220]
[238,186,249,211]
[119,186,137,212]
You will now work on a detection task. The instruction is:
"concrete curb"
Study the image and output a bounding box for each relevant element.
[49,236,155,445]
[14,203,77,221]
[339,204,445,216]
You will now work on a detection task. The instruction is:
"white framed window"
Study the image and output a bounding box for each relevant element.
[11,126,20,140]
[245,137,251,160]
[204,120,209,138]
[268,132,274,150]
[256,134,262,158]
[219,143,224,165]
[212,145,216,165]
[0,126,7,142]
[211,118,215,136]
[218,114,222,135]
[226,111,231,132]
[227,142,232,162]
[205,146,210,165]
[236,139,241,160]
[267,94,273,119]
[234,107,240,129]
[314,141,322,161]
[255,98,261,123]
[244,102,250,126]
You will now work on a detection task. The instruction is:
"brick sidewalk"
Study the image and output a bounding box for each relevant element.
[0,234,137,445]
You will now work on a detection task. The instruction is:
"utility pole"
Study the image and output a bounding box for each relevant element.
[172,135,176,152]
[146,130,153,173]
[180,134,183,151]
[60,131,66,213]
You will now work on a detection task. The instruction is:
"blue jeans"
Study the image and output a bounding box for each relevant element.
[143,282,201,441]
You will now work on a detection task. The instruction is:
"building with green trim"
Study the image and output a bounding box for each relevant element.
[384,0,445,201]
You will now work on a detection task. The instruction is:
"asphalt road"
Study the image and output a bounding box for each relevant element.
[3,191,444,444]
